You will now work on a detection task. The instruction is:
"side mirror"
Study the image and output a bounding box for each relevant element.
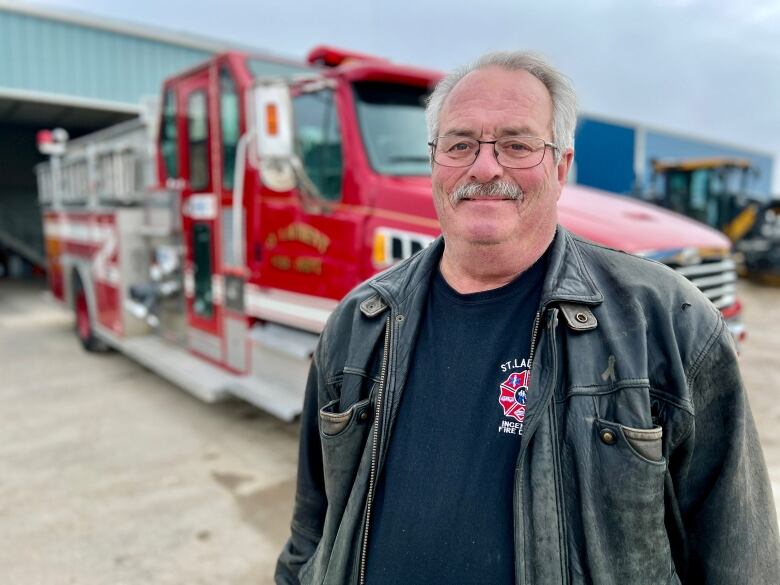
[252,82,296,192]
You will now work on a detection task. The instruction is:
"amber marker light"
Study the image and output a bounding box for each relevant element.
[373,232,387,267]
[266,103,279,136]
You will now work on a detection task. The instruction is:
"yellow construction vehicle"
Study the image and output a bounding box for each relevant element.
[650,157,780,282]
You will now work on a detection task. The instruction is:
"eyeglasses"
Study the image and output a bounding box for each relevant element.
[428,135,558,169]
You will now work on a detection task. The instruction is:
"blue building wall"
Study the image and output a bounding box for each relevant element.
[574,119,636,194]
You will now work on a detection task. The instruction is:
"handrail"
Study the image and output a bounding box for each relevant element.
[231,131,254,268]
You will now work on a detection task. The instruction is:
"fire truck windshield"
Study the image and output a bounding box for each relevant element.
[352,81,431,177]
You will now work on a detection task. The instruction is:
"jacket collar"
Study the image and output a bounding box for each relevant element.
[366,225,603,316]
[541,226,604,307]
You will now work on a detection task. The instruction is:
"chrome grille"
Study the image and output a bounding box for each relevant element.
[666,257,737,310]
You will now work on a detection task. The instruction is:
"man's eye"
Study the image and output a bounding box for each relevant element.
[447,141,473,152]
[506,141,532,152]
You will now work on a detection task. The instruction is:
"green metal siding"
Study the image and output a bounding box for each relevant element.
[0,9,213,105]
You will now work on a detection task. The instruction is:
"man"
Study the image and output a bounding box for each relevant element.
[276,52,780,584]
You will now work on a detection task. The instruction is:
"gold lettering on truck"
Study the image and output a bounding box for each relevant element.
[268,222,330,254]
[265,223,330,275]
[295,257,323,275]
[270,255,292,270]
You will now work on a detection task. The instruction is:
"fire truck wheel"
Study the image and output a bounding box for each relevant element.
[74,285,109,353]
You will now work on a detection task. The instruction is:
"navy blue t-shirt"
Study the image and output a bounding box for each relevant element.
[364,252,547,584]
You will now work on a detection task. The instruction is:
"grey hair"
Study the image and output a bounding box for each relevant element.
[426,51,578,162]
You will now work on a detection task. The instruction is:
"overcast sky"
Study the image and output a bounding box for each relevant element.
[29,0,780,190]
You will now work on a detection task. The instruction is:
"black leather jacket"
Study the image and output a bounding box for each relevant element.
[277,227,780,584]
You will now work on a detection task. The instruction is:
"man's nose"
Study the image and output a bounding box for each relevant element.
[469,144,504,183]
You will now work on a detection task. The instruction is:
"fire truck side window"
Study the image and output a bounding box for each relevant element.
[292,90,343,201]
[188,91,210,190]
[192,223,213,318]
[220,68,239,190]
[161,88,178,179]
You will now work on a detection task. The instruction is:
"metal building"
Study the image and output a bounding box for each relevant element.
[0,1,237,272]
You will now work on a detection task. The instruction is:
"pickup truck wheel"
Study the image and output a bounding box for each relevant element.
[74,287,108,352]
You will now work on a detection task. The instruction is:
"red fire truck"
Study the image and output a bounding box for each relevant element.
[36,47,743,420]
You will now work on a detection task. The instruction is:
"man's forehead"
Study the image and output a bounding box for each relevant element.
[445,67,550,107]
[442,126,540,137]
[439,67,553,135]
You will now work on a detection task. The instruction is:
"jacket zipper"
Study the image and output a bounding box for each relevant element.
[513,308,542,585]
[358,314,392,585]
[513,306,554,585]
[546,309,569,582]
[528,309,543,368]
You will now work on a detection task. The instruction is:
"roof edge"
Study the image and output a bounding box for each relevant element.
[0,87,142,113]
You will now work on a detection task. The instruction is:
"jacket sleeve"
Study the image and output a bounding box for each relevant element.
[275,352,328,585]
[671,319,780,583]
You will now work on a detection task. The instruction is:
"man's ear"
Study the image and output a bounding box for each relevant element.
[556,149,574,188]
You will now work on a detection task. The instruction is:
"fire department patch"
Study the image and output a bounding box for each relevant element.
[499,370,529,423]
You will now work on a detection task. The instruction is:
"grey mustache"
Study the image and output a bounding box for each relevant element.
[450,181,524,205]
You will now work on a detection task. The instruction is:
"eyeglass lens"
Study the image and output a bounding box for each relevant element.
[434,136,548,169]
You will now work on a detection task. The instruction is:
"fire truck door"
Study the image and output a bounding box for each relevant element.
[179,70,225,365]
[257,87,362,310]
[216,64,248,373]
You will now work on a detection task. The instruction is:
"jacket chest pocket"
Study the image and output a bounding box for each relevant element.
[318,374,377,512]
